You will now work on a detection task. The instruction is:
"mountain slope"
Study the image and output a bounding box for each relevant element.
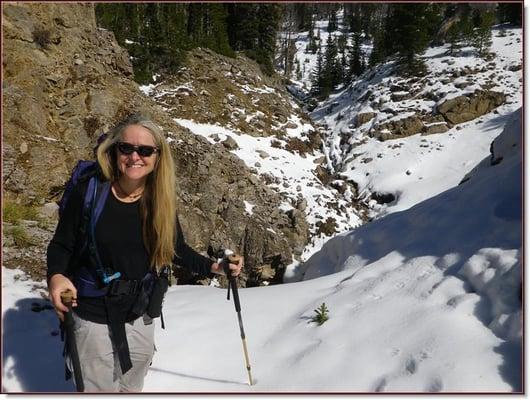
[287,19,521,221]
[3,110,521,393]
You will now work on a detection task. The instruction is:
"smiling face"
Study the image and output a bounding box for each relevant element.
[117,124,158,185]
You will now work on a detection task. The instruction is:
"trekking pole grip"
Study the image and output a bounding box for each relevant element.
[61,289,75,308]
[225,255,242,312]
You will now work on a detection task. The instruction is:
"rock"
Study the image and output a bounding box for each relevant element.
[371,115,424,140]
[19,142,28,154]
[423,123,449,135]
[436,90,505,124]
[256,150,269,159]
[222,136,239,150]
[355,112,376,127]
[296,198,307,211]
[508,64,522,72]
[41,202,59,219]
[258,264,275,281]
[371,192,395,204]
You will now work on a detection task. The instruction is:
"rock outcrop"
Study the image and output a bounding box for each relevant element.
[2,3,309,286]
[367,89,505,141]
[150,47,314,139]
[436,90,506,125]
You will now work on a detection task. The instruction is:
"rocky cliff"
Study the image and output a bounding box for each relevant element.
[2,3,310,287]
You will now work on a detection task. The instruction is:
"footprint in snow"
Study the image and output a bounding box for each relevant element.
[427,377,444,392]
[373,377,387,392]
[405,358,418,375]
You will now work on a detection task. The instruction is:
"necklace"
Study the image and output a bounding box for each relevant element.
[115,180,144,200]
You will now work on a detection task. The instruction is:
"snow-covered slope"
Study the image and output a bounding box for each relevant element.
[172,118,363,263]
[307,25,522,218]
[2,109,521,393]
[284,10,522,218]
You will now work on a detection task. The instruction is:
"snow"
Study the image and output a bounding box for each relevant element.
[2,110,521,391]
[243,201,255,216]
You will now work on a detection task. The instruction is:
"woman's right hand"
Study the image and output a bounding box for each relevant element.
[48,274,77,321]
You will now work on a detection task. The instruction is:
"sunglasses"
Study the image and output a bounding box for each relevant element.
[117,142,159,157]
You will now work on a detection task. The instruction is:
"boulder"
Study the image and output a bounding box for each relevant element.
[222,135,239,150]
[437,90,505,124]
[423,123,449,135]
[355,112,376,127]
[371,115,424,141]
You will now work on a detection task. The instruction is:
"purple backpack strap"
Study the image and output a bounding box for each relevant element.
[82,177,111,224]
[77,177,112,297]
[59,160,97,217]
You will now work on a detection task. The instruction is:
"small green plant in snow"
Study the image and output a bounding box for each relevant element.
[310,302,329,326]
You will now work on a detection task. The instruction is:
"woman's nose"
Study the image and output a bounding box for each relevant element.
[129,151,141,160]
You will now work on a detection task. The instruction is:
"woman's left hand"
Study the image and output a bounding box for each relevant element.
[211,255,243,277]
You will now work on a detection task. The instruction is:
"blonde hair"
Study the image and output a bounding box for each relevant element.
[97,114,176,271]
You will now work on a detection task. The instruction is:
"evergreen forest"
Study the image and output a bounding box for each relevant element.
[95,2,522,93]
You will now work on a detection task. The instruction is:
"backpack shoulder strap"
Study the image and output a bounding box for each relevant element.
[82,177,120,286]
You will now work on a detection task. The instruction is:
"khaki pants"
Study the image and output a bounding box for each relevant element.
[68,313,155,392]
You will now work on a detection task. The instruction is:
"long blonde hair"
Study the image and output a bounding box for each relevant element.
[97,114,176,271]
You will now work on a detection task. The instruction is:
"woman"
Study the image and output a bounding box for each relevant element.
[47,114,242,392]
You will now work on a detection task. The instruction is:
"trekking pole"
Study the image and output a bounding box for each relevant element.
[223,251,253,386]
[61,290,84,392]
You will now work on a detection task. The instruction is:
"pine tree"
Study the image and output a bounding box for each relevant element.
[446,11,473,56]
[337,32,348,56]
[204,4,234,57]
[226,4,259,51]
[256,3,282,75]
[322,33,341,96]
[471,9,495,57]
[294,3,312,31]
[446,20,462,55]
[369,28,385,67]
[295,59,302,80]
[327,10,338,33]
[348,32,364,81]
[387,4,432,74]
[340,51,347,85]
[307,17,318,54]
[497,3,522,26]
[310,44,325,97]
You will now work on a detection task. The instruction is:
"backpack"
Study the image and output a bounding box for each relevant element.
[57,160,119,292]
[57,160,98,218]
[58,132,108,218]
